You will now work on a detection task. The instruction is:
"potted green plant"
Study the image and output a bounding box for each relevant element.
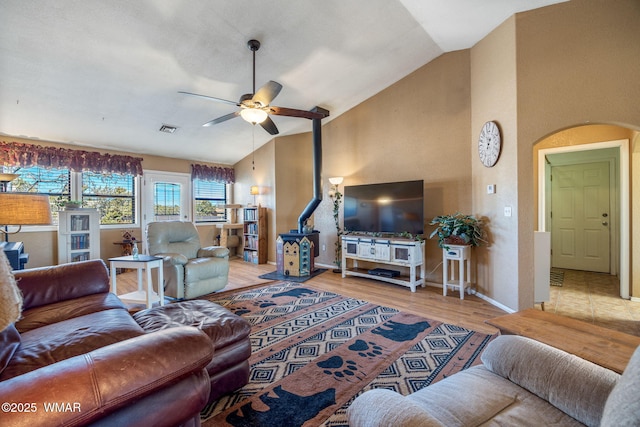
[429,213,486,248]
[62,200,83,210]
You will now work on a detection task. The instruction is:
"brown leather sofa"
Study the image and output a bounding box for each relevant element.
[133,299,252,404]
[0,260,213,427]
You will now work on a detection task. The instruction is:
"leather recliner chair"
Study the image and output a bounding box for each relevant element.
[146,221,230,299]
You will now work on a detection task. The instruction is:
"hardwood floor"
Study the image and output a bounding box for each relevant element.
[114,258,506,335]
[114,259,640,337]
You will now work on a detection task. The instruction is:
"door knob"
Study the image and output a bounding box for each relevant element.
[602,221,609,226]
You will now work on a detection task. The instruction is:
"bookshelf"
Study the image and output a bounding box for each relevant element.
[57,208,100,264]
[242,205,267,264]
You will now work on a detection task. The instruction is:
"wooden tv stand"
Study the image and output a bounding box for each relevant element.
[486,308,640,374]
[341,235,425,292]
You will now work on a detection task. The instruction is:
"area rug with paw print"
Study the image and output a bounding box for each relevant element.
[199,281,496,427]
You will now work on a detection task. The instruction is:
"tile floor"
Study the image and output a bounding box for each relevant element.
[538,269,640,337]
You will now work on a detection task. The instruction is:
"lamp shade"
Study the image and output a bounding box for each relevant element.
[0,173,19,183]
[0,193,53,225]
[329,177,343,186]
[240,108,268,124]
[250,185,260,196]
[0,173,19,192]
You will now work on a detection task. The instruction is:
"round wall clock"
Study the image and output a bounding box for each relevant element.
[478,121,502,167]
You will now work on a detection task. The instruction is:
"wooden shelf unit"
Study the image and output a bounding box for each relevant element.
[242,205,267,264]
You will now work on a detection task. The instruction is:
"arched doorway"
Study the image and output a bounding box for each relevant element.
[534,124,634,300]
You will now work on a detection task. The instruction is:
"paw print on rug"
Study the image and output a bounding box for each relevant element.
[253,300,276,308]
[317,355,363,382]
[349,339,384,359]
[231,306,251,316]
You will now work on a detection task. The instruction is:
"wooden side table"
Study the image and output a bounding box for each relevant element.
[109,255,164,309]
[442,244,471,299]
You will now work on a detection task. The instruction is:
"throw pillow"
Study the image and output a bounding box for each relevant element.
[0,250,23,375]
[0,250,22,330]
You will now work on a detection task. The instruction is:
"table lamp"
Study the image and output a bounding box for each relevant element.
[0,193,53,242]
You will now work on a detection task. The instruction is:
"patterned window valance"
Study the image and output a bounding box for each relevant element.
[0,141,143,176]
[191,164,235,184]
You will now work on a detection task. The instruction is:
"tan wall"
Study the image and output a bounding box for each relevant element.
[4,136,230,268]
[470,15,519,309]
[511,0,640,309]
[317,50,472,278]
[633,133,640,298]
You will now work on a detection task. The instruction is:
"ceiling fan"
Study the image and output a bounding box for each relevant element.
[179,39,328,135]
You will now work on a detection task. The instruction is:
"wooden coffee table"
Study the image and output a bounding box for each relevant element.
[486,308,640,374]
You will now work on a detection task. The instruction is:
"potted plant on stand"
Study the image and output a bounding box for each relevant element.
[429,213,486,249]
[429,213,486,299]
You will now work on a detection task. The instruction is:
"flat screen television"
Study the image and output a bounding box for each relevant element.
[343,180,424,235]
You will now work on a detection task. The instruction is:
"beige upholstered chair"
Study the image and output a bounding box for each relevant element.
[146,221,229,299]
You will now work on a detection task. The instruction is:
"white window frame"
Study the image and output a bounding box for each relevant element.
[5,167,140,232]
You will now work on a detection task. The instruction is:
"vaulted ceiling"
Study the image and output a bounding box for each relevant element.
[0,0,565,165]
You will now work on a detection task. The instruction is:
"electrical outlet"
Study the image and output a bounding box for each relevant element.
[322,244,326,251]
[504,206,512,217]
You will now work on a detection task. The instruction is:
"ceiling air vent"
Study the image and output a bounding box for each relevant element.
[159,124,178,134]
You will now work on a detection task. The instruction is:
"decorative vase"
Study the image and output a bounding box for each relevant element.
[132,242,139,259]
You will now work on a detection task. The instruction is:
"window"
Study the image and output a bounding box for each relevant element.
[4,166,71,224]
[82,172,136,225]
[153,182,182,221]
[193,179,227,222]
[4,166,136,226]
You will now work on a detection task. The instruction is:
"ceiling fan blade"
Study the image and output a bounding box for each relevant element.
[259,116,279,135]
[203,111,239,127]
[179,91,240,107]
[269,106,329,120]
[252,81,283,107]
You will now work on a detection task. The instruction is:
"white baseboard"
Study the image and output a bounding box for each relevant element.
[315,262,338,269]
[306,269,516,314]
[473,291,515,314]
[425,281,514,313]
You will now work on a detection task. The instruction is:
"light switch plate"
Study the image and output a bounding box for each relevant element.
[487,184,495,194]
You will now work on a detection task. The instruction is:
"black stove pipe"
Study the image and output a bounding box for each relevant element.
[297,108,326,233]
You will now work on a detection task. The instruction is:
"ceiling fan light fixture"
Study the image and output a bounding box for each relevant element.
[240,108,268,124]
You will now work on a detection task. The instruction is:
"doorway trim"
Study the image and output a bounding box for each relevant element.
[141,170,192,253]
[537,139,629,298]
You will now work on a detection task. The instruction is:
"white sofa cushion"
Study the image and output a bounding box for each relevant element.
[601,345,640,426]
[347,335,622,427]
[482,335,620,427]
